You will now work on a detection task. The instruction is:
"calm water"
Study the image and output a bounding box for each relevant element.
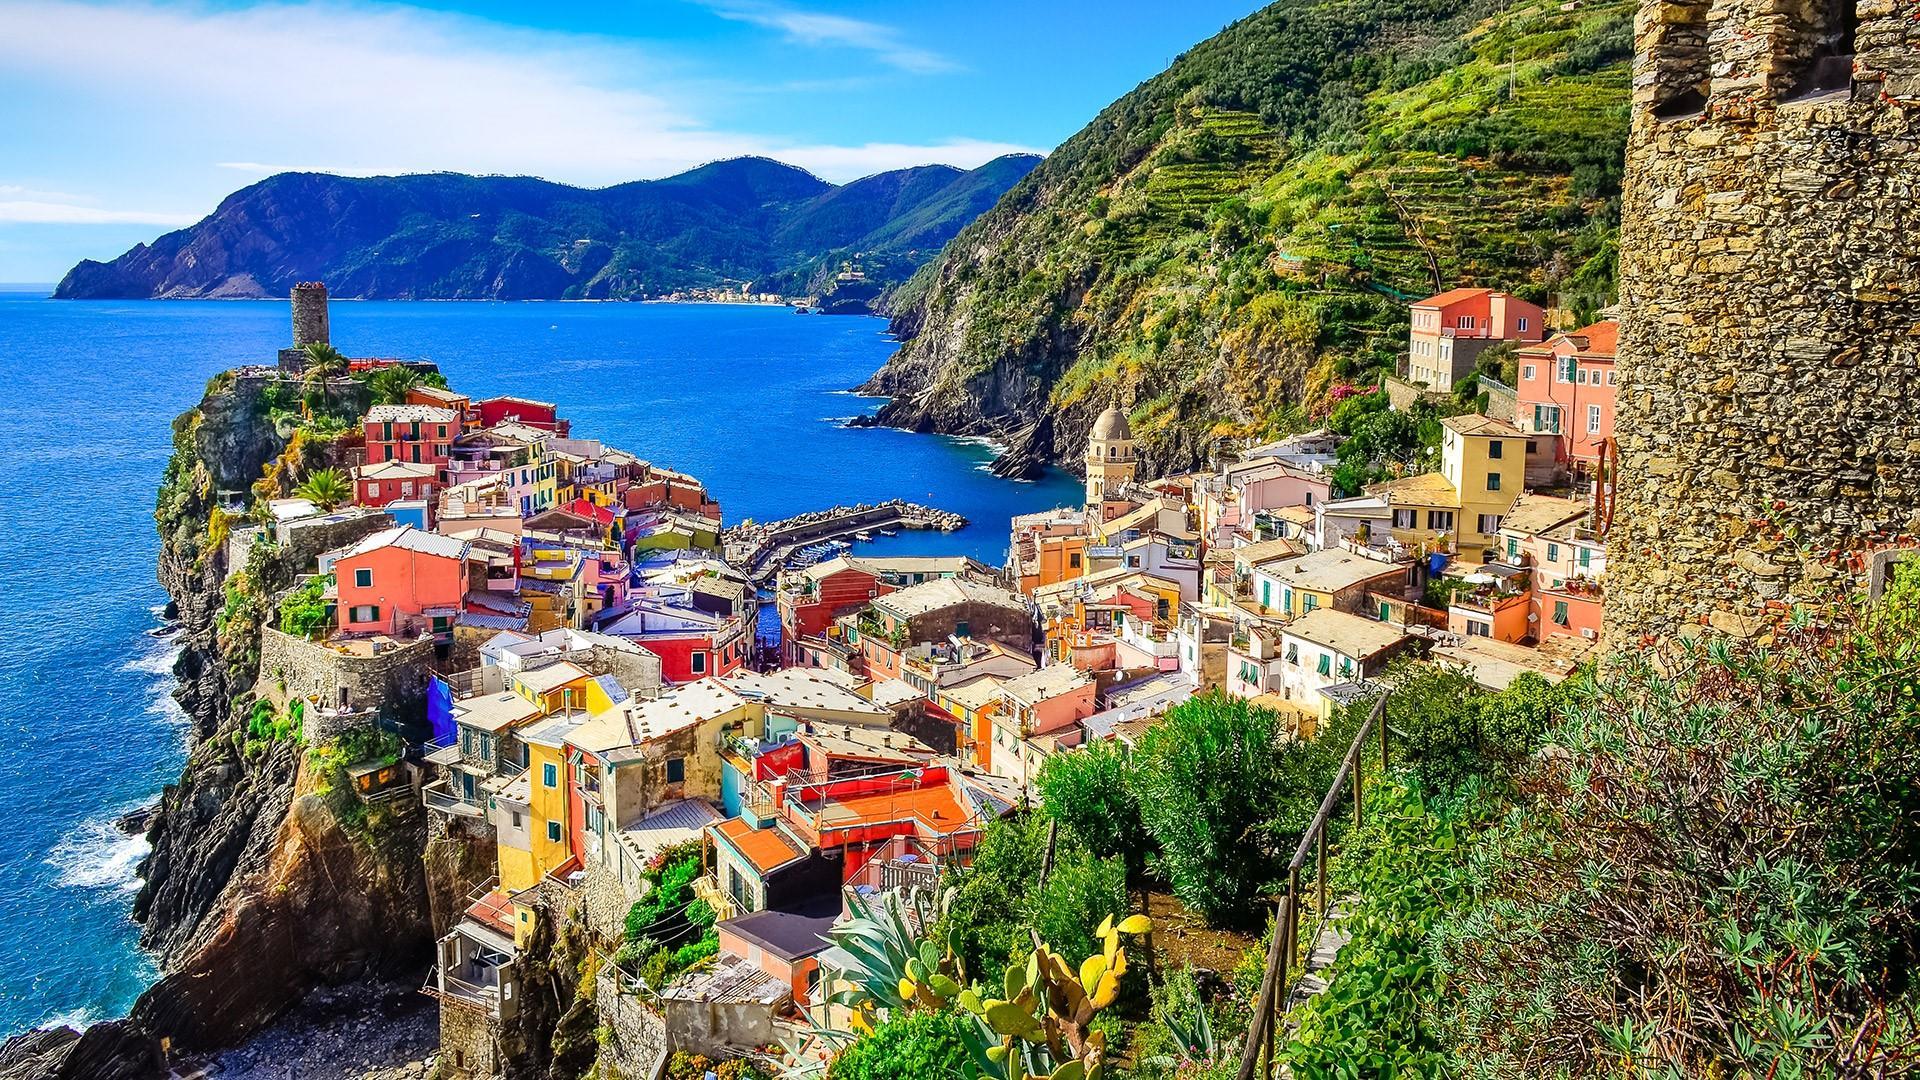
[0,291,1078,1038]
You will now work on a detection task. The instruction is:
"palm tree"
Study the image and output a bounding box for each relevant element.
[294,467,352,510]
[367,364,421,406]
[300,343,349,416]
[300,342,348,381]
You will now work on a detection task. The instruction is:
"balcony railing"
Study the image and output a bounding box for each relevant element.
[422,778,485,818]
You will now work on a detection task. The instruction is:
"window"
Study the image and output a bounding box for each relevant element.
[1577,368,1588,385]
[1285,642,1299,664]
[1457,315,1475,329]
[1517,316,1529,332]
[365,483,379,499]
[1588,404,1603,434]
[1480,514,1504,535]
[1301,593,1318,614]
[1316,653,1331,676]
[546,820,561,842]
[1068,553,1081,569]
[1260,581,1272,608]
[1487,472,1502,492]
[1557,356,1576,383]
[1488,440,1503,460]
[1522,364,1536,381]
[511,811,522,828]
[1606,371,1616,386]
[1467,619,1490,637]
[1553,601,1570,626]
[349,604,380,623]
[1392,508,1416,529]
[1507,536,1520,560]
[1378,600,1391,621]
[354,567,372,588]
[400,481,413,496]
[1339,657,1354,677]
[690,651,707,675]
[666,757,686,783]
[1428,510,1455,532]
[1547,542,1561,563]
[1534,405,1562,434]
[542,762,558,788]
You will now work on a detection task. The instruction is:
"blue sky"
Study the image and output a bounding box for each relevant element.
[0,0,1258,282]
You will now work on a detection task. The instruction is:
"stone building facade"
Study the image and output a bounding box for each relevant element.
[1609,0,1920,641]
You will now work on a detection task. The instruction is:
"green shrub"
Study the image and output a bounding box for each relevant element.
[827,1008,972,1080]
[1034,739,1151,877]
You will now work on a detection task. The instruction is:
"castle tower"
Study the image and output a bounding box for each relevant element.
[1086,406,1137,506]
[1608,0,1920,641]
[280,282,332,373]
[292,282,330,350]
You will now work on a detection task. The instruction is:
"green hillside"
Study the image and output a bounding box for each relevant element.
[867,0,1632,475]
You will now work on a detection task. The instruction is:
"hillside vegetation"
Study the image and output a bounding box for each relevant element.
[55,155,1039,303]
[866,0,1631,476]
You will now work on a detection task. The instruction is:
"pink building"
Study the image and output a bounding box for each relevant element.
[1514,320,1619,481]
[355,460,438,509]
[331,526,471,639]
[363,405,457,482]
[1496,494,1607,643]
[1406,288,1548,392]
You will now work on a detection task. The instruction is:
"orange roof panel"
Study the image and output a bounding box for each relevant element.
[715,817,806,873]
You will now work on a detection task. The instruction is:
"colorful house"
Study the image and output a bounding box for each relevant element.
[475,395,567,435]
[355,459,439,509]
[332,525,470,639]
[1406,288,1548,392]
[1514,320,1619,481]
[1275,609,1412,719]
[1248,547,1411,619]
[598,602,750,683]
[364,404,457,481]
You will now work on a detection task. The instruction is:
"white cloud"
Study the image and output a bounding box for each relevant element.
[0,200,196,225]
[0,185,196,225]
[0,0,1026,195]
[693,1,957,73]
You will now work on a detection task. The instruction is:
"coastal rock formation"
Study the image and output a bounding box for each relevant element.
[859,0,1636,478]
[0,372,438,1079]
[1608,0,1920,640]
[54,156,1039,303]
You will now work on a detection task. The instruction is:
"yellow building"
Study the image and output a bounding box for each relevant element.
[1369,414,1524,559]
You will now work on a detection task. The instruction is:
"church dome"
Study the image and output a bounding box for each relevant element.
[1091,406,1132,442]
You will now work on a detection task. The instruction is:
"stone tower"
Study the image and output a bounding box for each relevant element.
[1086,406,1137,506]
[292,281,330,349]
[1608,0,1920,641]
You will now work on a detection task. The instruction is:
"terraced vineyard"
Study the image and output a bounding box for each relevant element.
[870,0,1634,474]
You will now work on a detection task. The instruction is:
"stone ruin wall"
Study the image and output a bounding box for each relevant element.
[1608,0,1920,642]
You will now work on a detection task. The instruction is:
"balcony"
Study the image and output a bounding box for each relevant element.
[422,778,485,819]
[423,735,462,768]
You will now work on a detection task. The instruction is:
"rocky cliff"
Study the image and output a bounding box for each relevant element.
[0,374,441,1079]
[862,0,1632,478]
[54,156,1039,303]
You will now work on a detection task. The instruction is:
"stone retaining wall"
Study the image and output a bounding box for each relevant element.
[258,626,435,731]
[594,971,668,1080]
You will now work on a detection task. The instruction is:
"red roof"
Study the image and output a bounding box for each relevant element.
[1569,320,1619,359]
[466,888,515,937]
[1412,287,1496,309]
[715,818,806,873]
[568,498,616,526]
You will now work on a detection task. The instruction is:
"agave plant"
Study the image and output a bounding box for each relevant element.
[814,888,1150,1080]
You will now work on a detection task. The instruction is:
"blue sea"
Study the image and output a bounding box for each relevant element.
[0,289,1079,1039]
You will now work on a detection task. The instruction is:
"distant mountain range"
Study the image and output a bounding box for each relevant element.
[53,154,1041,304]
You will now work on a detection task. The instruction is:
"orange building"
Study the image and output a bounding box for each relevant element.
[331,525,470,639]
[1406,288,1548,392]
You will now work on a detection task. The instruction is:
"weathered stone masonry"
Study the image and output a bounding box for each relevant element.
[1609,0,1920,640]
